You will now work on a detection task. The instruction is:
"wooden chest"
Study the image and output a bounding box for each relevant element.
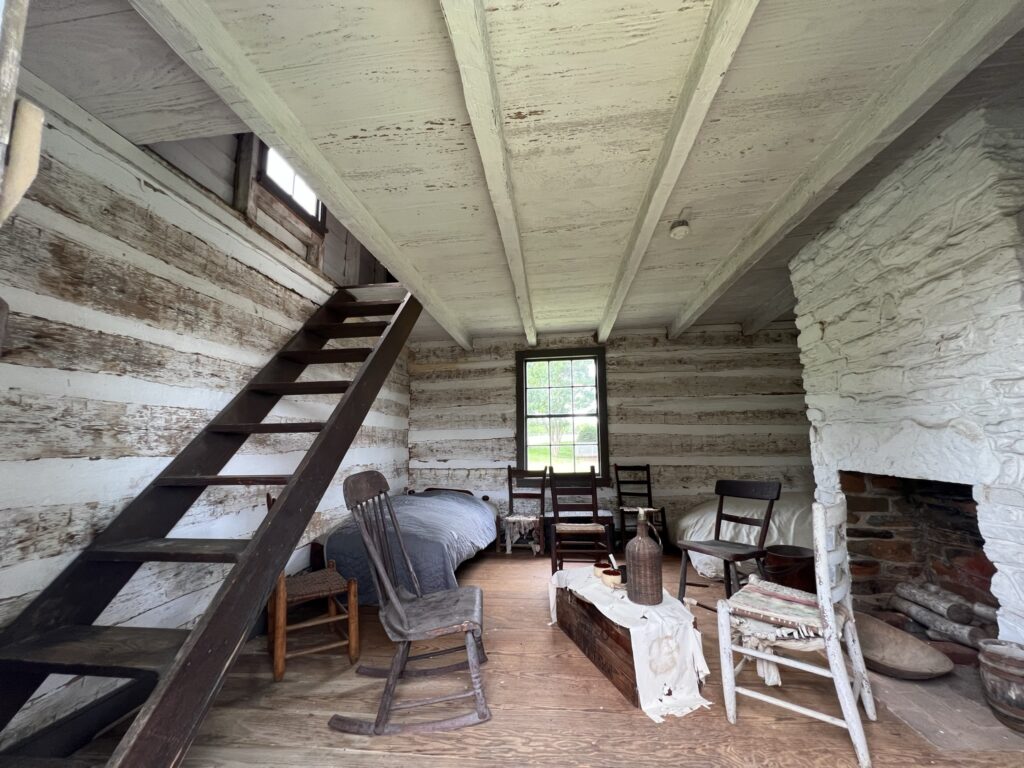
[556,587,639,707]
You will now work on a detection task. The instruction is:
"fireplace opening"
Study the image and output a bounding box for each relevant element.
[837,471,1022,751]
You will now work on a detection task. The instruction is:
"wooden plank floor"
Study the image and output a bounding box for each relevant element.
[82,553,1019,767]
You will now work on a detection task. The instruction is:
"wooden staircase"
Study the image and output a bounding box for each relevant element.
[0,286,422,767]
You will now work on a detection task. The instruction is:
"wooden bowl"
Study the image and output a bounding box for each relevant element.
[979,638,1024,734]
[855,612,953,680]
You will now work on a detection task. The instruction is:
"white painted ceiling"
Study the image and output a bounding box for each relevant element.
[20,0,1024,345]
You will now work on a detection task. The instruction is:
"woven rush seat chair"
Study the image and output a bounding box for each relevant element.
[717,498,876,768]
[328,470,490,736]
[266,494,358,682]
[548,466,613,573]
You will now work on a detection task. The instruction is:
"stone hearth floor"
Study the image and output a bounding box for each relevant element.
[869,665,1024,752]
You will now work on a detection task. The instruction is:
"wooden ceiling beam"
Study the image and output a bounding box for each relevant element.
[441,0,537,346]
[595,0,760,343]
[129,0,473,350]
[741,282,796,336]
[667,0,1024,339]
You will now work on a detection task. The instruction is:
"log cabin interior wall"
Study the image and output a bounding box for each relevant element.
[0,86,410,746]
[408,328,814,523]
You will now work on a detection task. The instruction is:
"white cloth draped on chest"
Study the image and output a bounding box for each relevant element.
[549,567,710,722]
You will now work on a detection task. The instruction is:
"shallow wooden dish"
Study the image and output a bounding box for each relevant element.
[855,612,954,680]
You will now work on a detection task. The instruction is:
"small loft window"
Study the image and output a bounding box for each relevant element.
[515,347,610,483]
[258,144,326,230]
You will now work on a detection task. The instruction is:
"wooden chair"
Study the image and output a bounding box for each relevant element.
[265,494,358,682]
[329,470,490,735]
[717,497,876,767]
[614,463,667,549]
[676,480,781,599]
[548,466,614,574]
[499,466,547,554]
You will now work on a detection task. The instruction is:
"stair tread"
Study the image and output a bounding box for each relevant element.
[0,625,188,678]
[325,299,401,316]
[306,320,389,338]
[84,538,249,563]
[278,348,372,364]
[0,758,99,767]
[249,380,351,395]
[154,475,291,486]
[207,422,325,434]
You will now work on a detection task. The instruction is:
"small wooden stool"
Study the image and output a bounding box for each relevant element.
[266,560,359,682]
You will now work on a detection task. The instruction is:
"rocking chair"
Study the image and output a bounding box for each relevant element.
[328,470,491,735]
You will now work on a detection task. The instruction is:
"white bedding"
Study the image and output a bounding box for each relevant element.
[672,492,814,578]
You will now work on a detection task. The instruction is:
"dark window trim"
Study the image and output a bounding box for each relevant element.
[256,141,327,233]
[515,346,611,486]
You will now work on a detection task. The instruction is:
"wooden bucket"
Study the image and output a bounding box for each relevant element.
[979,638,1024,734]
[762,545,815,593]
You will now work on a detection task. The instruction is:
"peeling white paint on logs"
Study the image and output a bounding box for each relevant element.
[408,328,813,527]
[0,101,409,745]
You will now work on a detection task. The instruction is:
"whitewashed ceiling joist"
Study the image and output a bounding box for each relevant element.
[666,0,1024,339]
[440,0,536,346]
[595,0,759,343]
[130,0,473,349]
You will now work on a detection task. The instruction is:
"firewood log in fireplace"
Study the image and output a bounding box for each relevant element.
[891,596,991,649]
[895,583,974,624]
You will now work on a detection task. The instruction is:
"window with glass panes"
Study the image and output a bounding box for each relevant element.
[258,144,326,228]
[515,348,609,480]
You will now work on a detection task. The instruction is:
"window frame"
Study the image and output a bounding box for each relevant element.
[514,346,611,485]
[256,142,327,233]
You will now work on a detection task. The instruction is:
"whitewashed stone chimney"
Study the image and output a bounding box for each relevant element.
[789,104,1024,642]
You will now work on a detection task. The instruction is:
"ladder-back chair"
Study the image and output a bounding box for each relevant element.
[717,496,876,767]
[614,463,667,549]
[502,466,547,554]
[328,471,490,735]
[548,466,614,573]
[677,479,781,599]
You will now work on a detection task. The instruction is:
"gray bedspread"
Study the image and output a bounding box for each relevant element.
[323,490,496,605]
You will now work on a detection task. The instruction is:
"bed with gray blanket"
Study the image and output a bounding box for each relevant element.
[322,489,496,605]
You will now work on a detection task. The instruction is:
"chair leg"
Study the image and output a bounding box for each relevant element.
[617,508,625,550]
[717,599,737,724]
[677,549,690,600]
[605,523,614,555]
[723,561,735,598]
[844,612,876,721]
[824,629,872,768]
[347,579,360,663]
[464,631,491,722]
[271,573,287,682]
[373,641,411,735]
[550,536,558,574]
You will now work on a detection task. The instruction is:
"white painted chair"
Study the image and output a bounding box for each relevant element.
[716,496,876,768]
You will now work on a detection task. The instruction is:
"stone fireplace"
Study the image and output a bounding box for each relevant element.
[839,471,997,614]
[789,102,1024,643]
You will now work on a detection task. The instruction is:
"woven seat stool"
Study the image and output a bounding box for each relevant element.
[267,560,359,682]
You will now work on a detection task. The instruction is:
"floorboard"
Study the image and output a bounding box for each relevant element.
[79,553,1019,767]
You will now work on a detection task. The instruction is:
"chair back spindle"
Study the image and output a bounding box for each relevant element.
[343,471,421,630]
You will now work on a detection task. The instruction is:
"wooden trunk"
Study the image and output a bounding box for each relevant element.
[555,587,638,707]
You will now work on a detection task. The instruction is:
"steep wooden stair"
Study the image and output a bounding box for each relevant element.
[0,286,421,767]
